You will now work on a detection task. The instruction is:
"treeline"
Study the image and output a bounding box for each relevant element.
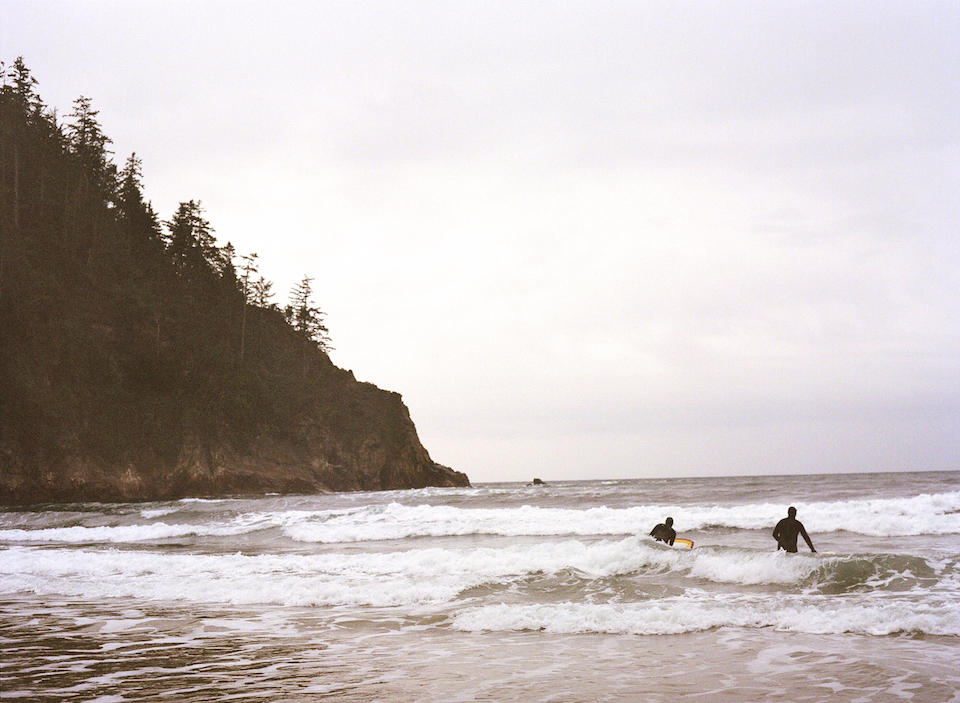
[0,58,336,468]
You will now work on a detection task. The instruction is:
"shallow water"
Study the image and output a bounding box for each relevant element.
[2,471,958,701]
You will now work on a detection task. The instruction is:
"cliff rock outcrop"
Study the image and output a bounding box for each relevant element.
[0,359,470,505]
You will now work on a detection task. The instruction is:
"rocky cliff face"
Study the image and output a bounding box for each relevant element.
[0,63,471,506]
[0,365,470,505]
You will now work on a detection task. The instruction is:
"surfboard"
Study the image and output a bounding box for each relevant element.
[673,538,694,549]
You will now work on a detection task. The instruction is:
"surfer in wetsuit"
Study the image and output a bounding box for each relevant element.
[650,517,676,546]
[772,506,816,553]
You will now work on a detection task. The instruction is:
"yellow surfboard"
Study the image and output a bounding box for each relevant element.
[673,538,694,549]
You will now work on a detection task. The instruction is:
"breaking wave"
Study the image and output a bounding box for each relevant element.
[6,492,958,545]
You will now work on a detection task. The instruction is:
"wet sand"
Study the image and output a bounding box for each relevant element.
[3,596,957,702]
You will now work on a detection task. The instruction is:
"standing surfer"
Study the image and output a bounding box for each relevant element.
[772,506,816,553]
[650,517,676,546]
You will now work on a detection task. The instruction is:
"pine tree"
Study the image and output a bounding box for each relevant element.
[286,275,332,378]
[1,57,44,241]
[251,275,273,308]
[287,276,331,350]
[238,252,258,362]
[117,153,163,257]
[165,200,219,281]
[65,96,115,196]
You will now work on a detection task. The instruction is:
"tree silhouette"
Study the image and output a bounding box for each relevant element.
[286,276,331,378]
[0,58,359,498]
[238,252,258,362]
[287,275,331,350]
[65,96,113,191]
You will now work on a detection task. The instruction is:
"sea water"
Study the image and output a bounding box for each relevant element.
[1,471,958,701]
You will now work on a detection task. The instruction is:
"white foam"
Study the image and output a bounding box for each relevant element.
[687,548,821,585]
[0,544,506,608]
[4,492,958,546]
[3,532,956,637]
[0,538,653,607]
[278,492,960,543]
[795,492,960,537]
[140,507,178,519]
[0,537,868,610]
[450,594,960,637]
[0,521,256,543]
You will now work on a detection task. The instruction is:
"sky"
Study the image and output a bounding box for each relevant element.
[3,1,959,483]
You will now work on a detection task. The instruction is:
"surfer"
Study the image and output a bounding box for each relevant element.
[772,507,816,553]
[650,517,676,546]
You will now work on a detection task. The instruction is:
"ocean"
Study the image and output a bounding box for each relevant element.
[2,471,958,702]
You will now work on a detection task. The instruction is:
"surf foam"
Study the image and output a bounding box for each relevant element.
[4,492,958,546]
[450,595,960,637]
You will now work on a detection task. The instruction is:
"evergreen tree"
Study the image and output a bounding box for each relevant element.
[6,57,42,113]
[238,252,258,362]
[286,275,332,378]
[287,275,331,352]
[165,200,219,281]
[1,57,43,242]
[117,153,164,259]
[248,274,273,359]
[251,275,273,308]
[65,96,115,196]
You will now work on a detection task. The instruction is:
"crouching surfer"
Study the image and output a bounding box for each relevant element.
[773,506,816,553]
[650,517,676,546]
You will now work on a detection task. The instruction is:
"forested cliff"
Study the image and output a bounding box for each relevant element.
[0,59,469,505]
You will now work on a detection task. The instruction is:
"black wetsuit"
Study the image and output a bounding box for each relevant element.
[650,523,676,546]
[772,517,815,552]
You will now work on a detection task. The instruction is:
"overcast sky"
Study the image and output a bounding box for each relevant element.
[4,1,959,482]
